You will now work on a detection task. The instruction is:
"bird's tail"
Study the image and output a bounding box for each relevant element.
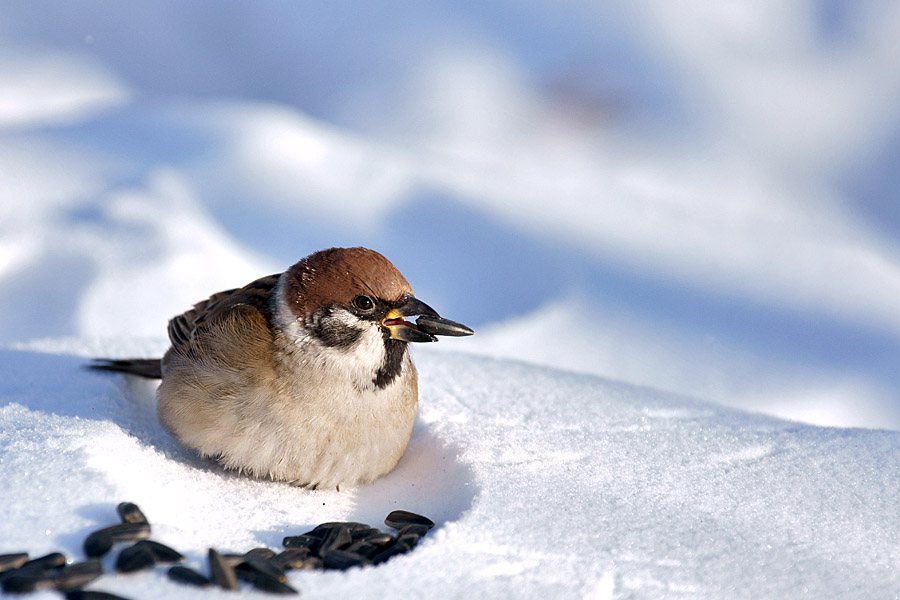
[88,358,163,379]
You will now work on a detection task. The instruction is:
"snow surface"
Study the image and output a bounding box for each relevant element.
[4,341,900,599]
[2,2,900,598]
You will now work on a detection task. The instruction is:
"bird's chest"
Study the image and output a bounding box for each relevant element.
[258,343,418,486]
[271,346,416,436]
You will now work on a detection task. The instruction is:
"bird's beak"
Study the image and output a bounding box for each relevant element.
[381,295,475,343]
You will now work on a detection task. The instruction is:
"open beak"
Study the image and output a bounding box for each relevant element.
[381,295,475,343]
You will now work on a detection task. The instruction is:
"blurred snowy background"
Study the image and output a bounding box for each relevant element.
[2,1,900,429]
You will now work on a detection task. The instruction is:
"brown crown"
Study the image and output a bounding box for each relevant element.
[282,247,413,323]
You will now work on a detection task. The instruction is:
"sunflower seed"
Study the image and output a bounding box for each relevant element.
[224,547,278,567]
[360,531,395,547]
[1,571,55,593]
[208,549,239,591]
[282,535,321,553]
[243,547,277,561]
[133,540,184,563]
[221,554,243,567]
[0,554,66,592]
[395,534,421,550]
[167,566,210,588]
[107,522,152,542]
[243,573,299,595]
[272,548,311,570]
[415,315,474,337]
[115,545,156,574]
[65,590,133,600]
[55,559,103,590]
[253,579,299,595]
[314,521,368,531]
[317,524,352,556]
[235,556,287,583]
[349,527,383,541]
[85,523,151,558]
[23,551,67,570]
[323,549,371,570]
[384,510,434,531]
[344,541,379,559]
[298,528,329,540]
[83,530,114,558]
[397,523,430,538]
[0,554,28,574]
[116,502,148,525]
[372,543,412,565]
[314,522,371,539]
[295,557,324,571]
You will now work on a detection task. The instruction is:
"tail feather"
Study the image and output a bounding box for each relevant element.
[88,358,163,379]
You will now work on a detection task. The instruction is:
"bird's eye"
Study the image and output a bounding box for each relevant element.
[352,295,375,312]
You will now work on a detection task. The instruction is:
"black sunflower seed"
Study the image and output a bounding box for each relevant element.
[361,531,395,547]
[133,540,184,563]
[243,547,277,561]
[84,523,151,558]
[23,552,67,570]
[372,543,412,565]
[116,503,148,525]
[244,574,299,595]
[313,521,368,531]
[65,590,133,600]
[317,524,352,557]
[344,541,379,559]
[298,528,328,540]
[296,556,324,571]
[208,549,239,591]
[167,566,210,588]
[1,571,55,593]
[55,559,103,590]
[395,534,421,550]
[415,315,474,337]
[322,549,371,570]
[221,554,243,568]
[282,535,321,553]
[115,545,156,574]
[0,554,28,574]
[384,510,434,531]
[83,530,114,558]
[235,556,287,583]
[272,548,310,570]
[349,527,383,541]
[397,523,430,538]
[107,522,152,542]
[224,548,278,568]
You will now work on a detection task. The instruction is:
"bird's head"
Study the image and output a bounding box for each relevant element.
[275,247,473,388]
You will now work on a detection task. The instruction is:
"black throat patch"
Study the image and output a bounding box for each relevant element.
[374,338,406,389]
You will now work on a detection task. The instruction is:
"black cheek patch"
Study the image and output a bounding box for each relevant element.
[311,310,365,349]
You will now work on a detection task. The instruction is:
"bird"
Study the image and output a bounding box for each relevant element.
[90,247,473,489]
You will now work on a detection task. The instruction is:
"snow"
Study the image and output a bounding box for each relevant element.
[2,2,900,598]
[4,342,900,599]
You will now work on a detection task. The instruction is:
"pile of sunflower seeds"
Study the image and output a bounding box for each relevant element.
[0,502,434,598]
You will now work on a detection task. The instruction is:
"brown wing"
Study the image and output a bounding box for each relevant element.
[167,274,280,359]
[89,274,280,379]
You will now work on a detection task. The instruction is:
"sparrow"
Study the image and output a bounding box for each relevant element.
[91,247,473,489]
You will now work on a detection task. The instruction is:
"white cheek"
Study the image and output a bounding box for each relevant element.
[320,311,387,387]
[272,294,388,391]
